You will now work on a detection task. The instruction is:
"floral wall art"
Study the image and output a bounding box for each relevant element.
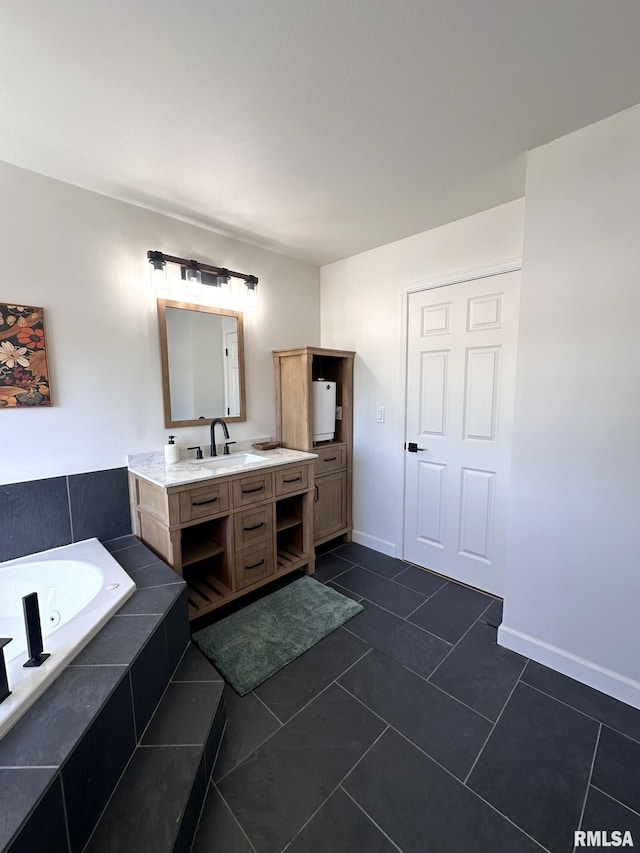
[0,304,51,407]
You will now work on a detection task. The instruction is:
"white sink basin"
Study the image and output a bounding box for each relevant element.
[196,452,267,471]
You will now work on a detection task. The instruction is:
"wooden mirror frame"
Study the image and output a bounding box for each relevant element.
[157,298,247,428]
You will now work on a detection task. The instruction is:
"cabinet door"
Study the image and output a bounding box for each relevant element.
[314,470,347,543]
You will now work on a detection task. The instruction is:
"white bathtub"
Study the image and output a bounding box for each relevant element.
[0,538,136,739]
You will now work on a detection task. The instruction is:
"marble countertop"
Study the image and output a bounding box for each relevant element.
[127,447,317,489]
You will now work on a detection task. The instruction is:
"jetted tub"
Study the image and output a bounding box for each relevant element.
[0,538,136,739]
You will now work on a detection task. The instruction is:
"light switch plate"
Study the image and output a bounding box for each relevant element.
[376,407,385,423]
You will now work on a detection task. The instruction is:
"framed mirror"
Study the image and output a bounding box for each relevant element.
[157,298,246,428]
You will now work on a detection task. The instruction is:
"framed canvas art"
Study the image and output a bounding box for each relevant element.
[0,304,52,407]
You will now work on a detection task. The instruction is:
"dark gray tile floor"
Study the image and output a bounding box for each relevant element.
[191,544,640,853]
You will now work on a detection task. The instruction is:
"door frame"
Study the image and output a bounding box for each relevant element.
[399,258,522,564]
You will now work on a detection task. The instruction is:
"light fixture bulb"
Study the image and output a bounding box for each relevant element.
[216,270,231,300]
[245,276,258,304]
[186,261,201,284]
[148,251,167,291]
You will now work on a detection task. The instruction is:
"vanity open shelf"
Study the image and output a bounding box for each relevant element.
[128,450,316,621]
[181,519,226,566]
[275,494,304,532]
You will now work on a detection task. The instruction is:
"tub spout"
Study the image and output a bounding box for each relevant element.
[0,638,11,703]
[22,592,50,668]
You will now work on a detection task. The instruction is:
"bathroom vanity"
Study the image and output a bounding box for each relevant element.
[127,448,316,620]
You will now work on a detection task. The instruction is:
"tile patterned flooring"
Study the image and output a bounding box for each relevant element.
[191,543,640,853]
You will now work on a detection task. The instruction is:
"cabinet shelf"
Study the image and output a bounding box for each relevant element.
[182,540,224,567]
[185,569,231,619]
[181,518,226,568]
[276,514,303,533]
[277,544,307,572]
[275,493,304,534]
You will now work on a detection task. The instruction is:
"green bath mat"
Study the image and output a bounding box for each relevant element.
[192,576,363,695]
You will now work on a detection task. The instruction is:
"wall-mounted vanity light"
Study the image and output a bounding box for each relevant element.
[148,250,168,291]
[217,268,230,290]
[185,259,201,284]
[147,250,259,300]
[245,275,259,304]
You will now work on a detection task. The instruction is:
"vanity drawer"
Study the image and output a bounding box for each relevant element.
[275,465,309,496]
[179,481,230,522]
[235,544,274,589]
[232,472,273,508]
[314,444,346,475]
[234,505,274,550]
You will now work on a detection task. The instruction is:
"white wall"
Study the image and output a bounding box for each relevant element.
[320,199,525,555]
[500,105,640,708]
[0,162,320,484]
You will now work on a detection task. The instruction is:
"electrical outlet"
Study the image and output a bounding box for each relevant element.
[376,407,385,423]
[335,405,343,420]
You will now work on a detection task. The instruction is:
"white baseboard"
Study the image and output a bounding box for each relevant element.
[498,624,640,711]
[351,530,397,558]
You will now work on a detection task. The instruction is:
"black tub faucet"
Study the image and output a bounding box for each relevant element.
[0,638,12,703]
[22,592,50,668]
[210,418,230,456]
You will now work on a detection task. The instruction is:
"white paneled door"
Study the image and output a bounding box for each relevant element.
[224,329,240,417]
[403,271,520,596]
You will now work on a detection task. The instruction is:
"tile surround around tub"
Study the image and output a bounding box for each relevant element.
[6,775,68,853]
[0,476,71,562]
[0,467,131,562]
[67,467,131,542]
[1,542,193,853]
[0,768,60,853]
[62,675,137,852]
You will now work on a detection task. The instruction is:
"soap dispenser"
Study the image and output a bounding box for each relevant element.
[164,435,179,465]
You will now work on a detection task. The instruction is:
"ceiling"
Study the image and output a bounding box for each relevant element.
[2,1,640,266]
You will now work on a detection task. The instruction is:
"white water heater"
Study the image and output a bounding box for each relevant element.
[312,380,336,442]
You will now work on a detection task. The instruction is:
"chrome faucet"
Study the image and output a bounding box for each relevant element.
[210,418,230,456]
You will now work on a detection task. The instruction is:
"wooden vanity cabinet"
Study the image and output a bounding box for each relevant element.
[128,458,315,621]
[273,346,354,546]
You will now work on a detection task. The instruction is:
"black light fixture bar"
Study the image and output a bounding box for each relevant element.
[147,250,258,288]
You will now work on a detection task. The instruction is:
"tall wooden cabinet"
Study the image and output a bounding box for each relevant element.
[273,346,354,546]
